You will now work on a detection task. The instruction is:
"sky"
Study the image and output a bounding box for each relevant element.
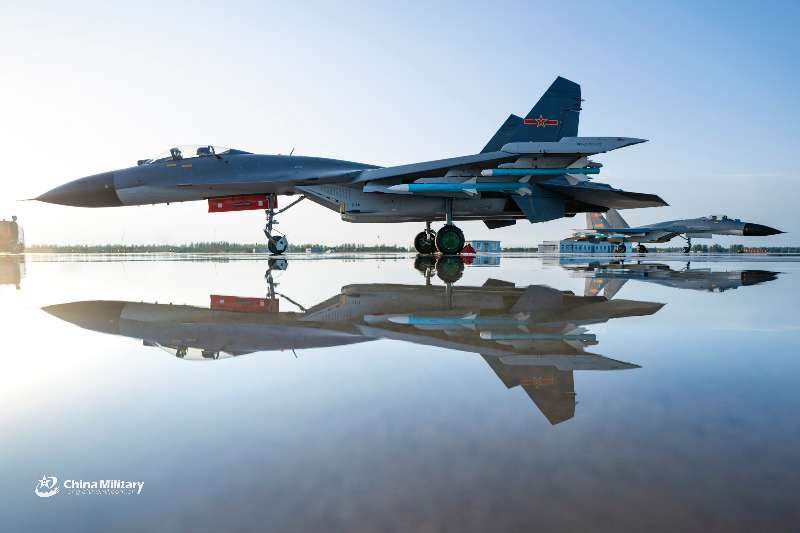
[1,0,798,247]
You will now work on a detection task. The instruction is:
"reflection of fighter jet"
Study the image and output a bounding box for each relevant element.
[575,208,782,253]
[565,261,779,297]
[35,77,665,255]
[43,277,663,425]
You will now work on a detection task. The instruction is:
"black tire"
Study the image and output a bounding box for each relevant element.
[414,254,436,274]
[267,235,288,255]
[436,256,464,283]
[414,231,436,254]
[638,244,648,253]
[683,247,691,254]
[435,225,465,255]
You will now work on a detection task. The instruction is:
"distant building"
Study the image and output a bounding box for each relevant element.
[538,241,559,253]
[467,240,501,253]
[539,237,632,254]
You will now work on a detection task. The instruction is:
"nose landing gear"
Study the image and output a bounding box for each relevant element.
[414,221,437,254]
[263,194,305,255]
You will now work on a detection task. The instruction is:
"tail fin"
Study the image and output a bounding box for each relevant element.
[604,208,629,228]
[586,212,610,230]
[481,77,581,153]
[481,114,523,153]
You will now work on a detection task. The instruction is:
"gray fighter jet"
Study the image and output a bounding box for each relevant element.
[42,270,662,425]
[35,77,666,255]
[576,208,782,253]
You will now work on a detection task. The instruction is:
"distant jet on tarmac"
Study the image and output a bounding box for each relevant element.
[35,77,666,255]
[575,208,782,253]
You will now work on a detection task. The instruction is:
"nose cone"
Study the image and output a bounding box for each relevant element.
[743,223,783,236]
[42,301,125,335]
[36,172,122,207]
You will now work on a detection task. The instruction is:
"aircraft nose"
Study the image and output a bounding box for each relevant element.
[36,172,122,207]
[743,223,783,236]
[42,301,125,334]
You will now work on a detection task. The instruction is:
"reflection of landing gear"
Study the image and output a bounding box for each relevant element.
[637,244,648,253]
[414,221,436,254]
[682,235,692,254]
[263,194,306,255]
[614,244,627,254]
[268,257,288,271]
[436,255,464,283]
[414,254,437,285]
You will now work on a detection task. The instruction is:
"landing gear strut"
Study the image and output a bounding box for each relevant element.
[682,236,692,254]
[263,194,305,255]
[414,221,436,254]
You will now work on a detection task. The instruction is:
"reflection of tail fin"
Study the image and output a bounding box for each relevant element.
[584,276,626,299]
[481,355,575,425]
[602,278,627,300]
[605,208,629,228]
[481,77,581,153]
[586,212,610,230]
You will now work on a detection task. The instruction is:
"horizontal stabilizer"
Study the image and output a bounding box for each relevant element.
[484,219,516,229]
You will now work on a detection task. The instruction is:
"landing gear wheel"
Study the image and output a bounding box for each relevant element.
[435,224,465,255]
[414,231,436,254]
[436,256,464,284]
[637,244,648,254]
[267,235,288,255]
[615,244,626,254]
[683,246,691,254]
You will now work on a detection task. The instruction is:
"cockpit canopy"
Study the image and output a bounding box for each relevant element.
[138,145,235,165]
[703,215,741,222]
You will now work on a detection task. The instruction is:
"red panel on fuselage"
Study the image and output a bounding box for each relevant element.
[208,195,275,213]
[210,295,279,313]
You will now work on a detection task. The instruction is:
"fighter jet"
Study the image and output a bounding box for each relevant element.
[563,260,779,297]
[35,77,666,255]
[42,269,662,425]
[576,208,782,253]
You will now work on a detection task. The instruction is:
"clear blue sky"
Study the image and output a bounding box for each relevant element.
[1,0,798,246]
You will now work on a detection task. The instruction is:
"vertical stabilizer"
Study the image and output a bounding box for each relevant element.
[481,77,581,153]
[604,208,630,229]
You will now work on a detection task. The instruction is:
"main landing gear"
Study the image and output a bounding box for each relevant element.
[263,194,305,255]
[636,244,648,254]
[413,199,466,256]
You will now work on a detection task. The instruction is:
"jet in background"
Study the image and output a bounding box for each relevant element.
[35,77,666,255]
[563,260,779,297]
[42,273,663,425]
[574,208,782,253]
